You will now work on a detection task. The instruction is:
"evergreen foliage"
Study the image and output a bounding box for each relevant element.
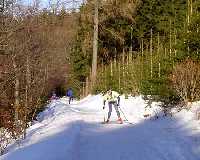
[71,0,200,103]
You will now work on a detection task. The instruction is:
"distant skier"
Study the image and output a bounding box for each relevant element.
[66,88,73,104]
[50,91,58,100]
[103,89,123,124]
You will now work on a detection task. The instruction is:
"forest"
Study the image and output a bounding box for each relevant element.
[72,0,200,103]
[0,0,200,154]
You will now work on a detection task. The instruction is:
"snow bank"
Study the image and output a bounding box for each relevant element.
[1,100,83,160]
[0,128,13,155]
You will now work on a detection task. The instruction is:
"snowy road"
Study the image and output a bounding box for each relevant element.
[1,95,200,160]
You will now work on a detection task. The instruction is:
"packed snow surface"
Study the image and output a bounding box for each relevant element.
[1,95,200,160]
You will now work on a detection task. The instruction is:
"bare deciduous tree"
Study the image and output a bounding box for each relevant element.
[171,58,200,106]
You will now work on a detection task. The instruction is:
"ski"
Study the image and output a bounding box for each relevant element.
[101,121,126,124]
[124,121,134,125]
[101,121,134,125]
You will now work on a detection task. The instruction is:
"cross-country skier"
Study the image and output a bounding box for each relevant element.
[103,89,123,124]
[66,88,73,104]
[50,91,58,100]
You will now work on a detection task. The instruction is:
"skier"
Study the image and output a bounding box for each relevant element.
[103,89,123,124]
[66,88,73,104]
[50,91,58,100]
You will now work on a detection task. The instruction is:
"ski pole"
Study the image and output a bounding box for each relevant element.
[103,106,106,123]
[119,106,133,124]
[118,106,128,121]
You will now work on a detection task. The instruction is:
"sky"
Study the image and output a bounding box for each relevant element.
[20,0,83,10]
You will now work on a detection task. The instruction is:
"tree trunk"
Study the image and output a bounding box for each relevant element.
[91,0,99,87]
[24,55,31,139]
[12,56,20,124]
[150,28,153,79]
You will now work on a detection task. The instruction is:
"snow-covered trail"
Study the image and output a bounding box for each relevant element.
[1,95,200,160]
[79,116,199,160]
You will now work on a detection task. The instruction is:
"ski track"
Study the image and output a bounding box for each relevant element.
[1,95,200,160]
